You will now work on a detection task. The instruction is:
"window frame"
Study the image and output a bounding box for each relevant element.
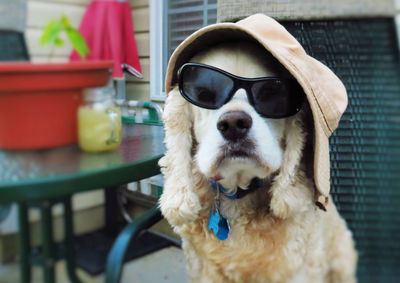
[149,0,217,101]
[149,0,166,101]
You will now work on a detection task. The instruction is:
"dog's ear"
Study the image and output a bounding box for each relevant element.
[159,87,201,226]
[268,108,314,219]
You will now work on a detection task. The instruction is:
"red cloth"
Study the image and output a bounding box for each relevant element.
[70,0,142,78]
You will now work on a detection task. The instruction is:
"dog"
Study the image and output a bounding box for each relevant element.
[159,41,357,282]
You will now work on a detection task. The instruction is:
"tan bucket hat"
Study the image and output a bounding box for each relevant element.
[165,13,348,209]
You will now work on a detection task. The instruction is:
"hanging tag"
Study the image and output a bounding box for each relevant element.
[208,210,230,241]
[208,209,221,235]
[217,213,230,240]
[208,182,230,240]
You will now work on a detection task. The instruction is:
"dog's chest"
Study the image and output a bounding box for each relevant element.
[184,215,310,282]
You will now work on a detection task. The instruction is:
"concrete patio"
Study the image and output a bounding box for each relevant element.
[0,246,188,283]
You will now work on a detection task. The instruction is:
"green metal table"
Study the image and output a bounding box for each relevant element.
[0,124,165,283]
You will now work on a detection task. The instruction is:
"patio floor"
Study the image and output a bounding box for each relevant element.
[0,246,188,283]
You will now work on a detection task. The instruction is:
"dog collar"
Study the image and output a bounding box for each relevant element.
[209,178,264,200]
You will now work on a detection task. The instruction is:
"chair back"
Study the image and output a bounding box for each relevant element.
[0,31,29,61]
[283,19,400,282]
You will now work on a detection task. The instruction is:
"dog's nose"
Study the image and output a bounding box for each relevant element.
[217,111,252,142]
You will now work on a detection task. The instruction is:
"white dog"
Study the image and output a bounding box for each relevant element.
[160,40,357,282]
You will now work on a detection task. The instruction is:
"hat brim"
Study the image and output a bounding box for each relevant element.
[313,109,331,208]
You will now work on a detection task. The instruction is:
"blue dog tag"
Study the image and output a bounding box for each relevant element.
[208,210,230,240]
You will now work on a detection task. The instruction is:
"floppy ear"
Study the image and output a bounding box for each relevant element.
[159,87,202,227]
[269,109,314,219]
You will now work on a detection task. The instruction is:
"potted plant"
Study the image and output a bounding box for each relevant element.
[0,15,113,150]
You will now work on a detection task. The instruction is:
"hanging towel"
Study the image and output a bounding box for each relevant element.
[70,0,142,78]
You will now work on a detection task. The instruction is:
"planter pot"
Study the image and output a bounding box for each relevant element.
[0,61,113,150]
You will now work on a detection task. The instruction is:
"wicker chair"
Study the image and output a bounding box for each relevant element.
[279,19,400,282]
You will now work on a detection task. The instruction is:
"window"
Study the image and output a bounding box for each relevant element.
[150,0,217,101]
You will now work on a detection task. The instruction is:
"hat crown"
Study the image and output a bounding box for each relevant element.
[236,14,307,55]
[166,13,347,134]
[236,13,347,135]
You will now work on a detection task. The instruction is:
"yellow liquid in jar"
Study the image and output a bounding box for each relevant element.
[78,106,122,152]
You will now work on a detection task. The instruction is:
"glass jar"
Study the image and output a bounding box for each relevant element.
[78,82,122,152]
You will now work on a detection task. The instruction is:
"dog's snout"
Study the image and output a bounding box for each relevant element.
[217,111,252,142]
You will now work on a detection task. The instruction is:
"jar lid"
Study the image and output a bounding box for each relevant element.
[83,79,115,102]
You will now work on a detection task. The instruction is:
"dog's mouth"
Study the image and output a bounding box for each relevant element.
[224,149,250,158]
[205,138,273,189]
[215,139,260,167]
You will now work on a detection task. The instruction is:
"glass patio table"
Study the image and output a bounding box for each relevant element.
[0,123,165,283]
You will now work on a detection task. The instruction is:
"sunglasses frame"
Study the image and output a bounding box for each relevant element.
[178,62,305,119]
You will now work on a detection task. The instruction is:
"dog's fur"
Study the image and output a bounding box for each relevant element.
[160,42,357,282]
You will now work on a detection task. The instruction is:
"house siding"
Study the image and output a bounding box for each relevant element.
[26,0,151,100]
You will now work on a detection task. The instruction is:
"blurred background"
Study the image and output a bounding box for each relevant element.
[0,0,399,282]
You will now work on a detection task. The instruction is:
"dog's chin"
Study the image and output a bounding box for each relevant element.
[208,153,271,191]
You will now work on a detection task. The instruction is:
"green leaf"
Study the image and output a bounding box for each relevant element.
[40,20,62,47]
[39,15,91,60]
[60,15,71,29]
[54,37,64,47]
[65,27,91,59]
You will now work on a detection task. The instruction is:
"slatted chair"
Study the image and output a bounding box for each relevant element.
[0,31,29,62]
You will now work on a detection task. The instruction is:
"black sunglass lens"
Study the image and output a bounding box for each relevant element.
[251,79,304,118]
[180,65,233,109]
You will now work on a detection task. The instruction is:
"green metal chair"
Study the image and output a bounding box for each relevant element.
[114,99,163,224]
[116,99,163,126]
[105,206,163,283]
[104,100,168,283]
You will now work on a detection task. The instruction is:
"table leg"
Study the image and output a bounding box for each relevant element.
[63,196,82,283]
[104,187,124,236]
[18,202,31,283]
[40,201,55,283]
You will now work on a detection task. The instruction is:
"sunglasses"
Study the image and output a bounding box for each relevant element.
[178,63,305,119]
